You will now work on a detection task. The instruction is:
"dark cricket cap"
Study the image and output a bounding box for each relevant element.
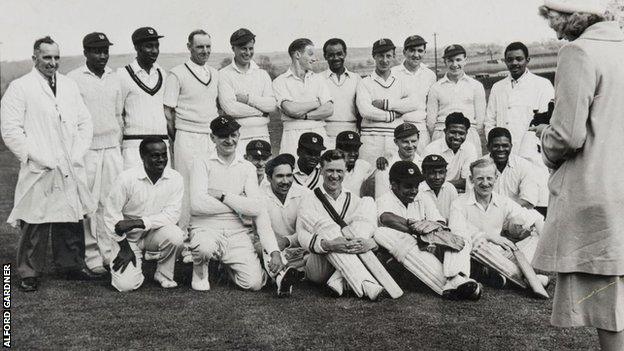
[372,38,396,55]
[132,27,164,45]
[389,161,424,185]
[404,35,427,49]
[230,28,256,46]
[266,153,296,176]
[443,44,466,59]
[210,116,241,137]
[246,139,271,158]
[298,132,326,153]
[336,131,362,149]
[394,122,420,139]
[421,154,448,170]
[83,32,113,48]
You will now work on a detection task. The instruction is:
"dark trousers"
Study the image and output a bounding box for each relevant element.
[16,221,86,279]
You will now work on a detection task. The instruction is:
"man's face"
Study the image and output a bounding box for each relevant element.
[424,166,447,191]
[444,124,467,151]
[391,180,419,205]
[470,165,497,199]
[337,147,359,171]
[373,50,395,74]
[270,164,294,198]
[136,40,160,65]
[395,134,419,159]
[488,136,512,165]
[211,130,240,156]
[33,42,60,79]
[141,141,168,174]
[443,54,466,76]
[403,45,426,68]
[233,40,254,66]
[298,147,321,171]
[297,45,317,71]
[322,159,346,193]
[84,46,109,72]
[188,34,211,65]
[324,44,346,72]
[245,153,270,175]
[505,49,529,79]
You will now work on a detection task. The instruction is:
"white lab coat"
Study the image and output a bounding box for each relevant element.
[1,68,95,226]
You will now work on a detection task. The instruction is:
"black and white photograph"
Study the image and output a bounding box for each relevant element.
[1,0,624,349]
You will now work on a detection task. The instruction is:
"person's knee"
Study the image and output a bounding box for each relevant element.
[236,269,265,291]
[161,225,184,248]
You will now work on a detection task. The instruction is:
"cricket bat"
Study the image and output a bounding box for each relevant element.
[513,249,549,299]
[358,251,404,299]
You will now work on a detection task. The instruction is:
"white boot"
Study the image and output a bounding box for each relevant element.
[192,263,210,291]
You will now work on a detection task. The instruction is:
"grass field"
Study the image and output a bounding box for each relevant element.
[0,144,599,350]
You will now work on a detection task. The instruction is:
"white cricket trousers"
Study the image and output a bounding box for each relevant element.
[109,224,184,292]
[279,127,328,156]
[190,226,266,291]
[359,134,398,164]
[173,130,215,230]
[374,227,471,295]
[83,147,123,271]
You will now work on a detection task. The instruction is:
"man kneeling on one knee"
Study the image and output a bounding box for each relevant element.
[448,158,548,290]
[188,116,283,292]
[374,161,481,300]
[104,137,185,292]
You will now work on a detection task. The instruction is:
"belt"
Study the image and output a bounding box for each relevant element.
[123,134,168,140]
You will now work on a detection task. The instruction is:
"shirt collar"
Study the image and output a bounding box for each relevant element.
[293,163,319,176]
[285,67,313,82]
[397,61,426,75]
[440,72,469,84]
[80,65,113,77]
[186,59,210,71]
[135,166,173,182]
[230,60,259,74]
[578,21,624,42]
[319,184,348,201]
[371,70,397,88]
[467,189,503,208]
[324,68,352,79]
[207,151,245,165]
[509,69,530,86]
[131,59,161,75]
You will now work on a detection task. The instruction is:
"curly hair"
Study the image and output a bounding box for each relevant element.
[539,5,612,40]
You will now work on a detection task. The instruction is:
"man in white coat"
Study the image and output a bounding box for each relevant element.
[1,36,96,292]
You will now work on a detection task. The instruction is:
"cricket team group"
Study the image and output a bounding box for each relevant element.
[1,22,555,300]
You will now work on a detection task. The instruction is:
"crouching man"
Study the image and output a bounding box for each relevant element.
[188,116,282,291]
[297,150,386,300]
[448,158,547,291]
[374,161,480,300]
[104,137,185,292]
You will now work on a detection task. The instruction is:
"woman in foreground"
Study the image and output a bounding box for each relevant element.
[531,1,624,350]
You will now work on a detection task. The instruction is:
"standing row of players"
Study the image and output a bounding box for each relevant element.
[1,26,552,295]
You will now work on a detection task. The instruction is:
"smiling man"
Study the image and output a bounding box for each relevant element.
[391,35,437,154]
[219,28,276,155]
[374,161,480,300]
[297,150,385,300]
[320,38,361,149]
[375,122,424,198]
[335,131,374,196]
[293,132,326,190]
[482,128,540,209]
[427,44,486,154]
[2,36,96,292]
[244,139,272,186]
[357,39,415,163]
[423,113,478,192]
[118,27,168,169]
[188,116,282,292]
[448,158,547,291]
[273,38,333,155]
[418,154,458,222]
[68,32,123,275]
[103,137,185,292]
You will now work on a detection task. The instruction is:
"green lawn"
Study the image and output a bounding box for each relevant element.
[0,145,597,350]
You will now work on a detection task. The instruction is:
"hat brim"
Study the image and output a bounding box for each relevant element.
[133,35,164,44]
[337,142,363,149]
[84,42,113,48]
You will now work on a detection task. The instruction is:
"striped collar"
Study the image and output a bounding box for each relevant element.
[371,70,397,88]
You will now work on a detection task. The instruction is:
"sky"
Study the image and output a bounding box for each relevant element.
[0,0,557,61]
